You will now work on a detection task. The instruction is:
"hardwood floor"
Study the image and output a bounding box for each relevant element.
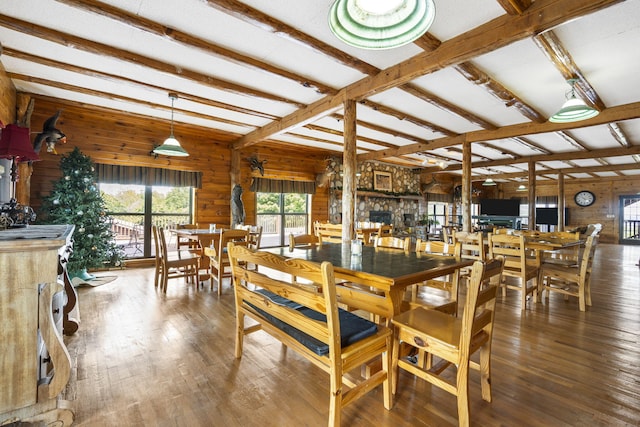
[65,243,640,426]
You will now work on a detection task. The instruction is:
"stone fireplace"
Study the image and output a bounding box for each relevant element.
[327,160,425,230]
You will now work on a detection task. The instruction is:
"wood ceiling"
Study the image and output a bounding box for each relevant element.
[1,0,639,183]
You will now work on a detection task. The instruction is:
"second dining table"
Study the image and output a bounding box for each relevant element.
[265,242,473,319]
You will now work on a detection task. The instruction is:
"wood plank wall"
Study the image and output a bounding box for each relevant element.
[0,73,632,244]
[19,96,331,227]
[502,179,636,244]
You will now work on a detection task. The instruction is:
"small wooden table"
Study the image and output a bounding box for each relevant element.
[172,228,221,253]
[265,243,473,319]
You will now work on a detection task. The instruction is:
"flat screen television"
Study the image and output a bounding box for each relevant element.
[536,207,570,225]
[479,199,520,217]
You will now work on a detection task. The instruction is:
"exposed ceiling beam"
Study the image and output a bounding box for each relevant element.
[3,47,280,121]
[9,73,256,129]
[0,14,306,107]
[496,0,534,15]
[233,0,624,149]
[54,0,337,95]
[485,161,640,179]
[358,101,640,161]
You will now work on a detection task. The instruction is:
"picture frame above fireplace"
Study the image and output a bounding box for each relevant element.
[373,171,392,192]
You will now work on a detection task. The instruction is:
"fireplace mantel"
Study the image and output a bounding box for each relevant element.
[335,190,423,201]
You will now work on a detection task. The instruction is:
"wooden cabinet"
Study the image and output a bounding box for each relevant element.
[0,224,75,425]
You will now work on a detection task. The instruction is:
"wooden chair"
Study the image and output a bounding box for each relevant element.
[289,233,320,250]
[391,258,504,427]
[540,230,581,266]
[227,243,392,427]
[487,233,538,311]
[374,235,410,252]
[236,224,262,250]
[409,239,462,315]
[209,228,249,295]
[152,225,200,293]
[441,225,458,244]
[453,231,485,286]
[538,235,598,311]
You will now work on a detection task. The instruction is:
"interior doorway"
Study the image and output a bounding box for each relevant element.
[619,195,640,245]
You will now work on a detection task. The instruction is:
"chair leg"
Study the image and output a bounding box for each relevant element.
[391,332,401,395]
[456,364,471,427]
[479,344,492,402]
[217,268,223,297]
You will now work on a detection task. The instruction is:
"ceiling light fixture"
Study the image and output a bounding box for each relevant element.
[153,93,188,157]
[328,0,436,50]
[482,177,497,186]
[549,79,599,123]
[516,184,527,192]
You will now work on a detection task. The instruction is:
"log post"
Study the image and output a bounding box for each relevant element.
[461,140,472,232]
[557,172,565,231]
[528,160,536,230]
[230,148,241,226]
[15,95,34,205]
[342,99,356,242]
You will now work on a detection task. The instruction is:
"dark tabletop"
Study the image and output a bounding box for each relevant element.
[265,243,472,288]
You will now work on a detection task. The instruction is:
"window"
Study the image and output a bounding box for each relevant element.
[100,183,193,258]
[256,192,310,247]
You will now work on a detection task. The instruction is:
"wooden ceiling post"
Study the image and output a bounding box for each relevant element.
[342,99,356,242]
[462,140,472,232]
[15,94,33,206]
[528,160,536,230]
[230,148,240,226]
[557,172,565,231]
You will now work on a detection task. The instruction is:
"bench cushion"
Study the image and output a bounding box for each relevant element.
[248,289,378,356]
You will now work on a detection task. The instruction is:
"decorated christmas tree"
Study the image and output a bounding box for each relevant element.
[40,147,123,277]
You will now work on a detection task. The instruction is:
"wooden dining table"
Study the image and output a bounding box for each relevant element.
[172,228,221,251]
[265,243,473,319]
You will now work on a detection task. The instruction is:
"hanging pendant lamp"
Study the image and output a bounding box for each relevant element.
[329,0,436,50]
[153,93,188,157]
[482,177,497,186]
[549,79,599,123]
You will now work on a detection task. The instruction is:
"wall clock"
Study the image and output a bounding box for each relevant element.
[574,190,595,207]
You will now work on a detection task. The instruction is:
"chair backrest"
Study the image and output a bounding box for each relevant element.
[415,239,460,257]
[544,230,579,240]
[151,225,164,266]
[315,222,343,243]
[214,229,249,260]
[441,225,458,244]
[487,233,526,273]
[492,227,514,235]
[248,225,262,250]
[458,258,503,359]
[178,223,198,229]
[377,224,393,237]
[289,233,320,250]
[454,231,485,261]
[579,235,598,281]
[236,224,262,250]
[375,236,410,251]
[152,225,169,264]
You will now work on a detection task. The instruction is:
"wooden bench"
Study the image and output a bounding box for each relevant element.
[227,243,392,426]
